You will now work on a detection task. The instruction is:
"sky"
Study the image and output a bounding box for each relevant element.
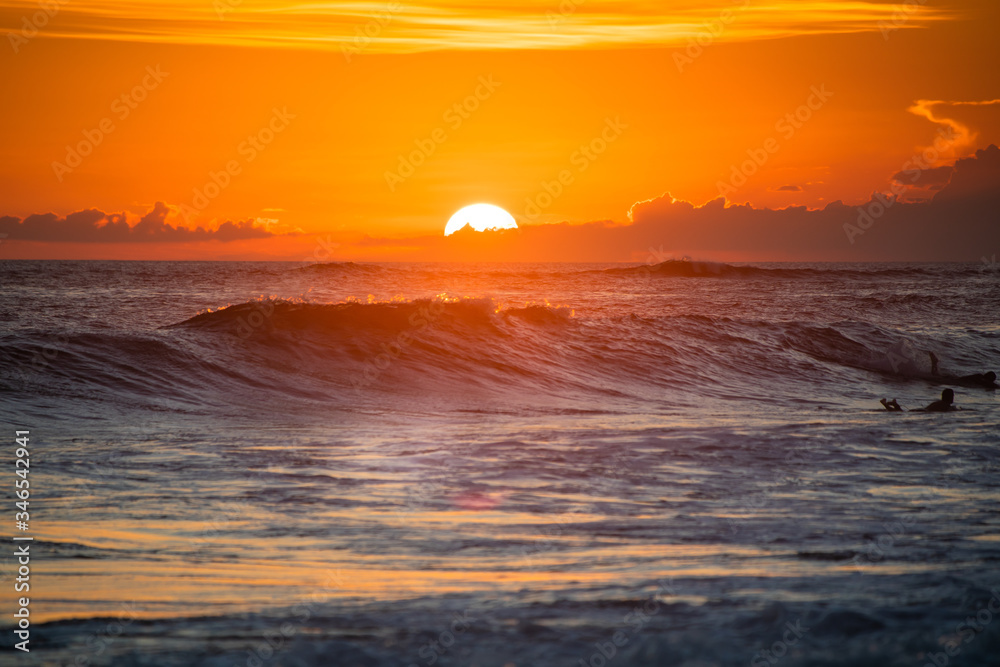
[0,0,997,261]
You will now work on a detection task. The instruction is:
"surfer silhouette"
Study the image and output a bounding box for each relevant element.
[881,388,958,412]
[922,388,957,412]
[954,371,998,389]
[926,352,996,388]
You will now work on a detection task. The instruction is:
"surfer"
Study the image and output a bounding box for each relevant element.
[920,388,957,412]
[954,371,998,389]
[926,352,997,388]
[881,389,959,412]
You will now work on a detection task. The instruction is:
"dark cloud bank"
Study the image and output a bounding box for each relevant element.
[405,144,999,262]
[0,201,272,243]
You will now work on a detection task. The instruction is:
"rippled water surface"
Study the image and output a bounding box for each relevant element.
[1,260,998,666]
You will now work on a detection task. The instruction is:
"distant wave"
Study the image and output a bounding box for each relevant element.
[603,259,985,279]
[162,297,583,398]
[167,298,958,392]
[169,297,561,335]
[295,261,389,276]
[1,292,979,407]
[292,260,987,281]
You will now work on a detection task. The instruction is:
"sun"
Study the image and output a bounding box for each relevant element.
[444,204,518,236]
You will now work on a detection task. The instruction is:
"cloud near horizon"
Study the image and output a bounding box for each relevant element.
[0,202,276,243]
[2,146,997,262]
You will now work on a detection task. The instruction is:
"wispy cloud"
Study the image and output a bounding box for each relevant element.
[908,98,1000,159]
[0,1,956,52]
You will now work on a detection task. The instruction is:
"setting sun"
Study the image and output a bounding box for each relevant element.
[444,204,518,236]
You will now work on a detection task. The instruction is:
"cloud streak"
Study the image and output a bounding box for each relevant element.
[908,99,1000,160]
[0,1,956,53]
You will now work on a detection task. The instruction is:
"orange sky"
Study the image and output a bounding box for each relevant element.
[0,0,998,260]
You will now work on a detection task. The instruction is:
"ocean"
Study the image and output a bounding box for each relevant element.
[1,259,998,666]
